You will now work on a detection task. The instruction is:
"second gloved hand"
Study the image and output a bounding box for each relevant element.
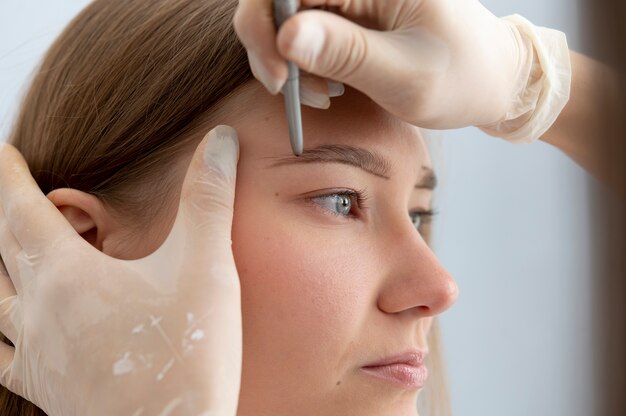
[235,0,530,129]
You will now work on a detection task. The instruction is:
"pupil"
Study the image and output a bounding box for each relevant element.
[412,214,420,228]
[337,195,351,214]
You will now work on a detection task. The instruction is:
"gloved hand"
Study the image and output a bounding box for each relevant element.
[0,126,242,416]
[234,0,548,130]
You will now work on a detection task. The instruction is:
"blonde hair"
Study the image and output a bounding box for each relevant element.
[2,0,451,414]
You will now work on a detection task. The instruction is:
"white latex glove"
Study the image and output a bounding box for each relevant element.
[0,126,242,416]
[234,0,546,129]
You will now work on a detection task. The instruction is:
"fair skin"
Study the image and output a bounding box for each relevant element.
[1,1,621,414]
[47,84,458,416]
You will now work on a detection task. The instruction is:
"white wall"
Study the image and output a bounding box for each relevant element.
[0,1,92,140]
[433,1,599,415]
[0,1,599,416]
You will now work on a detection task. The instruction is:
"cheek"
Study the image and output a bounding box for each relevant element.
[423,317,434,338]
[231,186,376,374]
[232,208,366,335]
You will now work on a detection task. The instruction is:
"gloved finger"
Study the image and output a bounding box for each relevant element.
[277,10,405,97]
[327,80,346,98]
[174,126,240,273]
[164,126,243,412]
[136,126,243,414]
[282,71,345,109]
[0,206,24,296]
[0,144,79,255]
[299,73,330,109]
[0,295,19,347]
[127,126,240,289]
[178,125,238,240]
[235,0,288,94]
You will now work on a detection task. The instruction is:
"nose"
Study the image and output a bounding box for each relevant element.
[376,226,459,318]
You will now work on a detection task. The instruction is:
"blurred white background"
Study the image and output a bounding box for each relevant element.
[0,1,602,415]
[432,1,600,416]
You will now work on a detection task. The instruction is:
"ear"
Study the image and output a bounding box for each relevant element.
[47,188,116,251]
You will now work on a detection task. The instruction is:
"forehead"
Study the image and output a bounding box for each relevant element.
[214,82,431,172]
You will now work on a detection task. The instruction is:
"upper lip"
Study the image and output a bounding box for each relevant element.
[362,351,427,368]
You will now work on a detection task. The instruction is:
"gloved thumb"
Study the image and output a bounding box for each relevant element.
[277,10,392,96]
[177,125,239,246]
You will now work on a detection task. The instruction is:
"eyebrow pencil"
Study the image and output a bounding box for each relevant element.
[273,0,304,156]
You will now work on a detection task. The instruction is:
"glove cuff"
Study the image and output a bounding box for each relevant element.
[479,14,572,144]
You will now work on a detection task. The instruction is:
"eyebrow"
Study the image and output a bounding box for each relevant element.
[269,144,392,179]
[268,144,438,190]
[416,166,437,190]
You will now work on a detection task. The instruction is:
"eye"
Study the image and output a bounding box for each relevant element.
[409,209,437,232]
[310,190,364,218]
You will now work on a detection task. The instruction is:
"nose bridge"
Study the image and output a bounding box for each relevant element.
[377,224,459,317]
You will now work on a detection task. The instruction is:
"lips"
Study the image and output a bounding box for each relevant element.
[361,351,428,389]
[362,351,426,368]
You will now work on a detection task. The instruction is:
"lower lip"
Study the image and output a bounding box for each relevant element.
[360,364,428,389]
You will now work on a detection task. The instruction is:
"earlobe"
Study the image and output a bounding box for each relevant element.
[47,188,110,250]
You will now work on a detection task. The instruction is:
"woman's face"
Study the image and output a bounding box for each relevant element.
[206,85,458,416]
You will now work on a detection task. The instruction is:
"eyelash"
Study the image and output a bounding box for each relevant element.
[309,190,438,230]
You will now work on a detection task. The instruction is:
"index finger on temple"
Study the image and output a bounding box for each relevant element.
[0,144,77,252]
